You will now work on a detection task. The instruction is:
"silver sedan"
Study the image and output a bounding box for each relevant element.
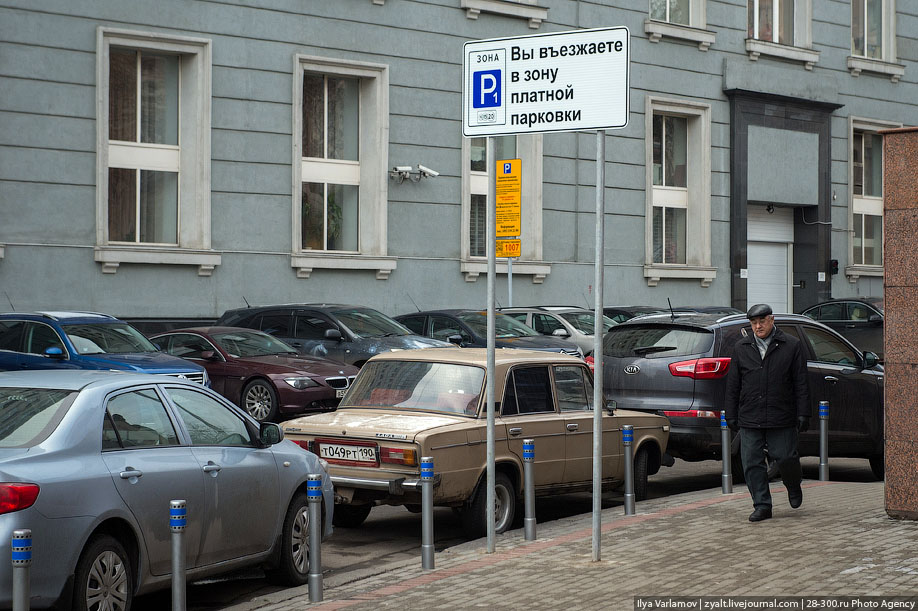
[0,370,333,610]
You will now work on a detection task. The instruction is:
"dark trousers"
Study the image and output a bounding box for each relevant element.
[739,426,802,510]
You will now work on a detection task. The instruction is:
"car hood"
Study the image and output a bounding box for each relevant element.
[79,351,204,373]
[283,408,467,440]
[236,354,356,376]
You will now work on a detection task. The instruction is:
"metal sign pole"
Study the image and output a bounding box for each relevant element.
[508,257,513,307]
[592,130,605,562]
[486,136,497,553]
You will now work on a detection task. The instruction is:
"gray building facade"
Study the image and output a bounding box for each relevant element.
[1,0,915,324]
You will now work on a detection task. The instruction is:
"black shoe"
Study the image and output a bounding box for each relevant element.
[788,485,803,509]
[749,508,772,522]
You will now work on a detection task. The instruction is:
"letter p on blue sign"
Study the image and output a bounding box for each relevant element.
[473,70,501,109]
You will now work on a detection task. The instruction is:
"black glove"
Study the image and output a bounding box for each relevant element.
[797,416,810,433]
[727,419,739,434]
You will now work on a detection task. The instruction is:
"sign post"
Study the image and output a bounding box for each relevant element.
[463,26,629,556]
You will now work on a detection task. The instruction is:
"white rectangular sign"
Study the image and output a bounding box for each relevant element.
[462,26,630,137]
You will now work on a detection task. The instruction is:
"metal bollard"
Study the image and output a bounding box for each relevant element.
[11,529,31,611]
[720,411,733,493]
[522,439,536,541]
[307,474,323,602]
[819,400,830,481]
[420,456,435,570]
[170,500,186,611]
[622,425,635,516]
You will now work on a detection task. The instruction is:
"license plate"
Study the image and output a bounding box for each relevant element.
[319,443,376,464]
[335,389,346,398]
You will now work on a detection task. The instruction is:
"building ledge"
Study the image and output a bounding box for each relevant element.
[845,264,883,283]
[94,246,221,276]
[461,260,551,284]
[291,254,397,280]
[460,0,548,29]
[645,19,715,51]
[847,56,905,83]
[746,39,820,70]
[643,264,717,288]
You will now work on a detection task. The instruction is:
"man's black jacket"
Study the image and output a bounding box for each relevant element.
[724,326,810,429]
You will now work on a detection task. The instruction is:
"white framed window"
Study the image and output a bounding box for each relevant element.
[95,28,219,275]
[645,0,715,51]
[745,0,818,69]
[460,134,548,283]
[291,56,394,280]
[644,97,715,287]
[848,0,904,82]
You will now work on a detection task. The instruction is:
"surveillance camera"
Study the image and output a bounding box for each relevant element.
[418,164,439,178]
[394,166,413,173]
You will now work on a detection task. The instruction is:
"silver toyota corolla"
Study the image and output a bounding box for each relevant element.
[0,370,333,610]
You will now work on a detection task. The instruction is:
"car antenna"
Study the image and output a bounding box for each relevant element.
[4,291,14,311]
[667,297,676,322]
[407,293,421,312]
[242,295,251,308]
[582,292,591,309]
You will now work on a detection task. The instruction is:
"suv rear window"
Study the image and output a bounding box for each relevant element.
[603,324,714,358]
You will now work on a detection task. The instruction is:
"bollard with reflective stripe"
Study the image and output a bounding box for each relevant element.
[11,529,31,611]
[819,400,830,481]
[307,474,323,602]
[170,500,187,611]
[622,425,635,516]
[720,411,733,494]
[420,457,435,569]
[522,439,536,541]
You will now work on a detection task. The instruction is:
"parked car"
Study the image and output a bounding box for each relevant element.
[394,309,585,358]
[600,311,885,479]
[282,348,668,537]
[498,306,617,356]
[150,327,359,422]
[603,306,667,324]
[0,370,333,610]
[801,297,884,361]
[675,306,744,316]
[216,304,450,367]
[0,311,208,384]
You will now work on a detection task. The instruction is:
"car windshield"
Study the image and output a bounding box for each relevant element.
[211,330,297,357]
[64,323,159,354]
[603,324,714,358]
[458,312,539,338]
[332,308,411,339]
[343,360,485,416]
[559,311,616,334]
[0,388,77,448]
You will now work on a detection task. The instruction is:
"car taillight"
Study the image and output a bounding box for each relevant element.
[585,355,595,372]
[379,447,418,466]
[0,483,40,515]
[668,357,731,380]
[663,409,722,418]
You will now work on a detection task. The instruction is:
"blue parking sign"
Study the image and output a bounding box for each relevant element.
[473,70,501,109]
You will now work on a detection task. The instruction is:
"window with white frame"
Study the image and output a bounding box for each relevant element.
[852,130,883,266]
[645,0,714,51]
[847,0,903,81]
[468,136,516,258]
[96,29,217,275]
[748,0,795,45]
[292,56,393,280]
[652,114,687,265]
[651,0,690,26]
[744,0,818,68]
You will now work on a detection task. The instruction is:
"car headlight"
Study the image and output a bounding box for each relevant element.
[285,377,319,389]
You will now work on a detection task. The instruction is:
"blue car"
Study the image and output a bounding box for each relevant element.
[0,311,208,384]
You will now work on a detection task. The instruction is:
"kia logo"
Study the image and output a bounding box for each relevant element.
[623,365,640,375]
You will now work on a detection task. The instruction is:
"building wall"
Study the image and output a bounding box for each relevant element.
[0,0,916,321]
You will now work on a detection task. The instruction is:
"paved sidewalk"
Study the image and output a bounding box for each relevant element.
[227,480,918,611]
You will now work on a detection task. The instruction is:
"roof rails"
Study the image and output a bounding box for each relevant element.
[34,311,118,321]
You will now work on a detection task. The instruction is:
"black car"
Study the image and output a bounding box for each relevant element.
[394,309,584,358]
[600,312,884,479]
[603,306,667,324]
[801,297,884,362]
[216,304,451,367]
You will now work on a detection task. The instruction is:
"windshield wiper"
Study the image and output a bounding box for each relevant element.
[632,345,677,355]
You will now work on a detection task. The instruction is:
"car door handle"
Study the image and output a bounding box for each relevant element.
[119,468,143,479]
[203,462,222,473]
[825,375,839,383]
[509,427,522,436]
[566,423,579,431]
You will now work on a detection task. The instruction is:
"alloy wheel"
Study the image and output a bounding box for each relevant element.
[85,550,130,611]
[245,384,272,420]
[290,505,310,574]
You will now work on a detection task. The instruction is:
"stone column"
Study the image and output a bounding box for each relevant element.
[882,126,918,520]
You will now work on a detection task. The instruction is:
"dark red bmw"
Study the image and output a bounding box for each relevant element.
[150,327,358,422]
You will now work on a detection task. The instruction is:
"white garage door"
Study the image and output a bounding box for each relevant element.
[747,242,790,314]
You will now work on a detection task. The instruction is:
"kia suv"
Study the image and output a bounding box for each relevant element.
[600,312,884,479]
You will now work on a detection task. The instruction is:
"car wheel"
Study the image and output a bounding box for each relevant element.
[633,446,649,501]
[461,472,516,539]
[405,504,422,514]
[72,534,133,611]
[270,493,311,586]
[332,503,372,528]
[869,454,885,480]
[242,380,278,422]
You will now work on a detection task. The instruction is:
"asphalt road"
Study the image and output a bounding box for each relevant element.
[134,456,878,610]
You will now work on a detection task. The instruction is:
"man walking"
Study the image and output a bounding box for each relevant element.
[725,304,811,522]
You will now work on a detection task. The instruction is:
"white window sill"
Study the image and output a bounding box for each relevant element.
[460,0,548,29]
[95,246,222,276]
[746,39,820,70]
[644,19,715,51]
[291,253,397,280]
[643,264,717,288]
[847,56,905,83]
[461,260,551,284]
[845,264,883,283]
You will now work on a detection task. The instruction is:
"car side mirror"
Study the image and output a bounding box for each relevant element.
[604,399,616,414]
[868,314,882,323]
[44,347,65,359]
[551,328,570,337]
[259,422,284,446]
[325,328,342,341]
[863,351,879,369]
[200,350,221,361]
[447,334,464,346]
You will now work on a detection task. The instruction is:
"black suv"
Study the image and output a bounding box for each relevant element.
[216,304,450,367]
[601,312,884,479]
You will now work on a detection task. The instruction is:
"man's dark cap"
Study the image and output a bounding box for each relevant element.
[746,303,773,319]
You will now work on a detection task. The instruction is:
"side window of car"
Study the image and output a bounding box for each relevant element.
[532,314,563,335]
[165,387,252,446]
[504,313,528,325]
[164,333,216,360]
[105,389,180,449]
[817,303,845,321]
[801,326,858,366]
[257,313,292,336]
[295,313,336,340]
[0,320,25,352]
[399,316,426,335]
[23,322,65,355]
[849,303,870,322]
[507,366,554,415]
[554,366,592,411]
[430,316,468,343]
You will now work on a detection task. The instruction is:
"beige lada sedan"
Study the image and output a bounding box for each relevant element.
[282,348,669,538]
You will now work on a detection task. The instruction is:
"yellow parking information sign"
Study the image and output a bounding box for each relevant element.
[496,239,521,258]
[495,159,521,238]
